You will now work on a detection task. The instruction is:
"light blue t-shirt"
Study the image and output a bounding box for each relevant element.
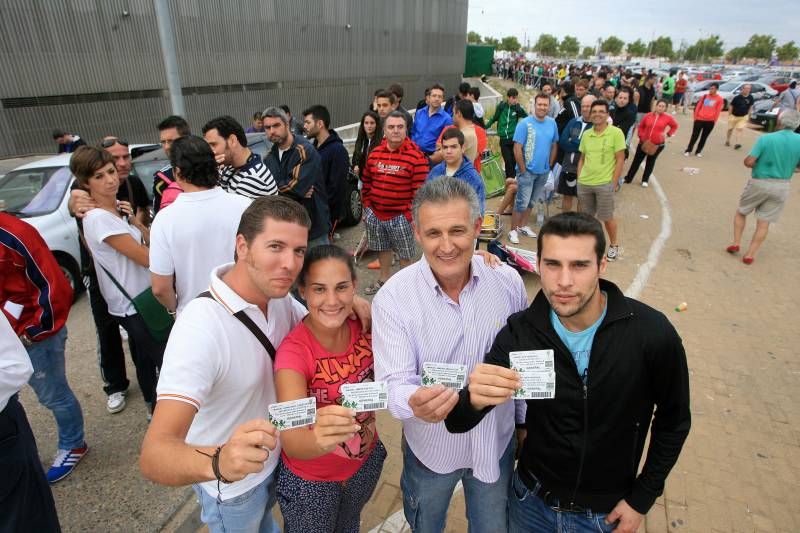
[512,115,559,174]
[550,294,607,383]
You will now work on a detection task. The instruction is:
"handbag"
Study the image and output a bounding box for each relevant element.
[640,114,660,155]
[100,265,174,343]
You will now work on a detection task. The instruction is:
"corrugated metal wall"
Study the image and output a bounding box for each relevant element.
[0,0,467,157]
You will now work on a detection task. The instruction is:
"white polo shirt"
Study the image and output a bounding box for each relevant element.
[156,263,307,500]
[149,188,252,312]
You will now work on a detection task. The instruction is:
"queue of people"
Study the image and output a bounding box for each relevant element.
[7,68,799,533]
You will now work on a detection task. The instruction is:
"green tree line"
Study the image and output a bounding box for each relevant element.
[467,31,799,62]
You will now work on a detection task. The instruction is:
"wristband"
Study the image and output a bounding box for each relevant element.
[212,445,233,484]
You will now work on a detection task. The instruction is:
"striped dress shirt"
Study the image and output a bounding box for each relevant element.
[373,255,528,483]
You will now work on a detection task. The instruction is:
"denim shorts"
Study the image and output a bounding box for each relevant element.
[514,171,549,211]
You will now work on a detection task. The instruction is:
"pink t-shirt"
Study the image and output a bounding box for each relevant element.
[274,318,378,481]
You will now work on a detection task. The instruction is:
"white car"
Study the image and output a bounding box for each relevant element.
[0,146,157,297]
[690,81,778,110]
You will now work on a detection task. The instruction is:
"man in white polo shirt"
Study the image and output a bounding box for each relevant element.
[149,136,252,314]
[140,196,371,533]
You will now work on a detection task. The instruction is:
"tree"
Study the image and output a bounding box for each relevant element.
[684,35,724,61]
[648,36,675,59]
[484,36,500,47]
[581,46,595,59]
[627,39,647,57]
[532,34,559,57]
[776,41,799,62]
[743,34,777,60]
[600,36,625,55]
[467,31,482,44]
[559,35,580,57]
[499,36,521,52]
[726,47,747,63]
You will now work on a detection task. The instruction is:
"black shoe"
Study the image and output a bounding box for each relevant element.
[734,144,742,150]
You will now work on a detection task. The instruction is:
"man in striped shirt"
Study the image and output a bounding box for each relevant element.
[361,111,428,294]
[373,177,528,532]
[202,116,278,199]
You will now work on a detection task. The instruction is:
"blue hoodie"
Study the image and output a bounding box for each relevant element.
[426,155,486,215]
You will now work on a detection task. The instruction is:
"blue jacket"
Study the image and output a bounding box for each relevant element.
[426,156,486,215]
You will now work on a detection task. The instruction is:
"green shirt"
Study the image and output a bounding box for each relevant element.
[750,129,800,180]
[662,76,675,96]
[578,125,627,185]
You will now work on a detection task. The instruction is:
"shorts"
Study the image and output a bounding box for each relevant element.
[673,92,684,105]
[514,171,549,211]
[364,207,416,260]
[557,171,578,197]
[728,115,748,131]
[577,182,615,221]
[737,179,790,223]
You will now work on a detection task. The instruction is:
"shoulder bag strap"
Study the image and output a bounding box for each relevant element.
[197,291,276,361]
[99,264,135,304]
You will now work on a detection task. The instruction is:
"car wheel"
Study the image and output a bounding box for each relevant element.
[55,254,83,302]
[340,179,362,227]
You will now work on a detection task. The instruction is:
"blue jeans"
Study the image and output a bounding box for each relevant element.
[514,171,549,212]
[26,327,85,450]
[400,436,514,533]
[194,470,280,533]
[508,469,615,533]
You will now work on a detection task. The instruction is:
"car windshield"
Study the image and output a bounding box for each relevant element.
[718,82,739,92]
[0,166,72,217]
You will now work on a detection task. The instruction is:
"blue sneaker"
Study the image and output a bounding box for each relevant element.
[47,442,89,483]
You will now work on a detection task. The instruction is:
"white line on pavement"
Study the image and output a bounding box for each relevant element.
[625,174,672,299]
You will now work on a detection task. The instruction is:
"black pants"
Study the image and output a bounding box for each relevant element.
[685,120,715,154]
[625,143,666,183]
[115,313,166,405]
[0,395,61,532]
[88,272,133,395]
[500,137,516,178]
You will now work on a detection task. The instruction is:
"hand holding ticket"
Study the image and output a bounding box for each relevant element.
[422,362,467,390]
[509,350,556,400]
[340,382,388,412]
[268,397,317,430]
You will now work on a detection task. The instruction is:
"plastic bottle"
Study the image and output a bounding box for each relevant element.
[536,203,545,226]
[680,167,700,175]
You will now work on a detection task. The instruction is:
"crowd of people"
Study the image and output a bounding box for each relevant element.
[2,64,799,533]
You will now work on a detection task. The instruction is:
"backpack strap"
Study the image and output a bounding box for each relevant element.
[197,291,276,361]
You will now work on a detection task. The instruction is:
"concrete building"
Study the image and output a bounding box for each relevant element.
[0,0,468,157]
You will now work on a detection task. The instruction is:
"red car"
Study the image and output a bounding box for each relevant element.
[757,76,792,94]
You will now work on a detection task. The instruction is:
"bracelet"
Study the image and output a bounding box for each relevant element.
[195,446,232,484]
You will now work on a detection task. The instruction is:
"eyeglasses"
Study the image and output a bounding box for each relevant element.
[100,138,129,148]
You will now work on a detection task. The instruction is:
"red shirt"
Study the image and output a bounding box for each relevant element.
[694,94,725,122]
[637,112,679,145]
[274,318,378,481]
[0,213,73,340]
[361,137,428,221]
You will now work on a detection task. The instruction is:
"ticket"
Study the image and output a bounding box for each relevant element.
[421,362,467,390]
[340,381,388,412]
[510,350,556,400]
[267,397,316,430]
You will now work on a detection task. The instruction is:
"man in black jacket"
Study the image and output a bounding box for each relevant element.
[446,212,690,533]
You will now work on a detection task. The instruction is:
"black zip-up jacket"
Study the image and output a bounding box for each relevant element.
[445,279,690,515]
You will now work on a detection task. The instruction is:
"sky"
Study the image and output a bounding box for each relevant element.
[467,0,797,51]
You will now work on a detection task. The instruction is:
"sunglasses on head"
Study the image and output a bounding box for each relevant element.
[100,138,129,148]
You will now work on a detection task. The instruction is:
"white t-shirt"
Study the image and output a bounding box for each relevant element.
[82,209,151,317]
[156,263,307,500]
[149,188,252,312]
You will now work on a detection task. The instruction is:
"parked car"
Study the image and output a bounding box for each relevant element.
[0,144,157,297]
[688,79,725,93]
[756,76,793,94]
[132,132,363,227]
[749,99,779,129]
[691,81,777,110]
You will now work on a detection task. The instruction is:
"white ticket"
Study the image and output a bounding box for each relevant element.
[421,362,468,390]
[268,397,316,430]
[340,381,388,412]
[510,350,556,400]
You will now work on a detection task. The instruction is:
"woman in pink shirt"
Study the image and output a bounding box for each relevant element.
[274,245,385,533]
[624,99,679,187]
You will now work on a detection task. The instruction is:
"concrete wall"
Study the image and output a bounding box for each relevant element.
[0,0,468,156]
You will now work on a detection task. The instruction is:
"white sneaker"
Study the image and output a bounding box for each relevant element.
[641,182,649,188]
[508,229,520,244]
[696,153,703,158]
[107,392,126,414]
[683,151,690,157]
[518,226,537,238]
[606,245,620,262]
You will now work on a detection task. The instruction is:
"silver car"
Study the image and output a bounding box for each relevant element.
[690,81,778,110]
